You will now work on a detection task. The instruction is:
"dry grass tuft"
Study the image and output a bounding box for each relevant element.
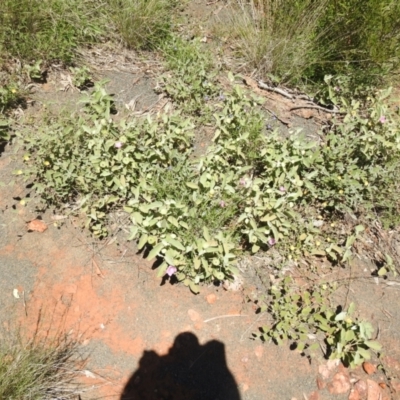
[213,0,329,83]
[0,323,87,400]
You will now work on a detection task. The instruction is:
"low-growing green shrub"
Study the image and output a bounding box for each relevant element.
[161,36,219,116]
[256,277,382,367]
[18,71,400,291]
[0,76,21,112]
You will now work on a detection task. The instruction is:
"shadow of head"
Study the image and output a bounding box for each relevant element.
[121,331,241,400]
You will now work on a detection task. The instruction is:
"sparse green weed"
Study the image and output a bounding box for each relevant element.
[70,66,92,89]
[257,277,382,367]
[24,60,44,81]
[161,36,218,116]
[0,86,19,113]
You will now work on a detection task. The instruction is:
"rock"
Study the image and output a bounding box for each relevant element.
[354,379,368,398]
[206,293,217,304]
[187,309,201,322]
[254,345,264,360]
[348,388,361,400]
[317,376,326,390]
[223,274,244,291]
[319,359,339,379]
[27,219,47,232]
[64,284,77,294]
[391,379,400,393]
[328,372,351,394]
[367,379,381,400]
[383,356,400,373]
[363,362,377,375]
[308,390,320,400]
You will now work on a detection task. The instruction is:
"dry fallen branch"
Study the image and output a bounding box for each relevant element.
[258,81,294,100]
[290,105,344,114]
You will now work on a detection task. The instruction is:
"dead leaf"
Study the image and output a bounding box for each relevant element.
[13,288,20,299]
[363,362,377,375]
[27,219,47,233]
[200,36,208,43]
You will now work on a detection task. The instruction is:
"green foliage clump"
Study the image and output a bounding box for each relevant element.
[0,73,22,112]
[1,74,23,143]
[18,54,400,289]
[161,36,219,116]
[258,277,382,368]
[69,66,93,89]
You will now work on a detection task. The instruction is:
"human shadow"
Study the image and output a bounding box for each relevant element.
[120,332,241,400]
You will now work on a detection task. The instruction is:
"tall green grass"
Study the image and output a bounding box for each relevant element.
[0,0,180,64]
[109,0,179,50]
[0,0,108,64]
[312,0,400,82]
[215,0,400,85]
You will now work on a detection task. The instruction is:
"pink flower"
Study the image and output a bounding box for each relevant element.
[239,178,246,186]
[379,116,386,124]
[166,265,177,277]
[219,200,226,207]
[268,238,276,246]
[115,141,123,148]
[279,186,286,192]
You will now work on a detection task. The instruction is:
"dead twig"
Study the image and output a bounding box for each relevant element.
[290,105,343,114]
[92,257,104,278]
[258,81,294,100]
[22,290,28,317]
[204,314,247,323]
